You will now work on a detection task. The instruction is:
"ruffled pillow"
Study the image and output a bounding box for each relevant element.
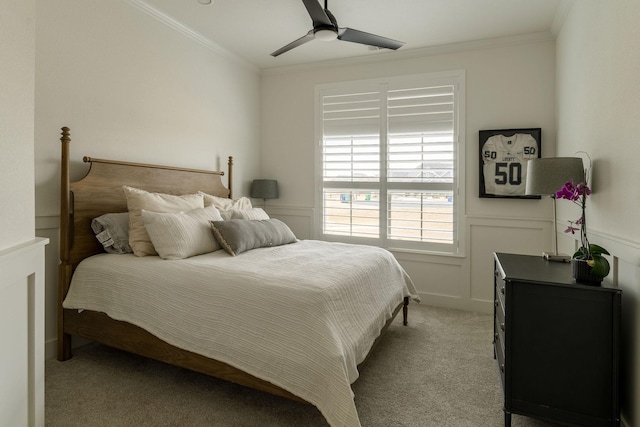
[210,219,297,256]
[91,212,132,254]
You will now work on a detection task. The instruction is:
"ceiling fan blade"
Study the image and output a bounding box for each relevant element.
[301,0,333,27]
[338,28,404,50]
[271,31,315,57]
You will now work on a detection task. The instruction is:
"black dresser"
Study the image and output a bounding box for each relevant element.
[493,252,621,427]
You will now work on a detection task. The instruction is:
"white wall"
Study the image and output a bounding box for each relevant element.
[34,0,262,359]
[1,1,48,425]
[0,0,36,250]
[555,1,640,425]
[261,35,557,312]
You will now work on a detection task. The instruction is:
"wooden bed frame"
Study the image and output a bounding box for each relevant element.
[57,126,409,404]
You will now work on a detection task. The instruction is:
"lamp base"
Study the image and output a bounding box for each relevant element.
[543,252,571,263]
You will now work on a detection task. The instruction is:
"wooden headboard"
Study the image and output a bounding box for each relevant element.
[57,126,233,358]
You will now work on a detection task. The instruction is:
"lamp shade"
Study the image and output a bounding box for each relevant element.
[525,158,585,196]
[250,179,279,199]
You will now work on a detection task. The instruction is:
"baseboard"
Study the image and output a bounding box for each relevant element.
[45,338,57,361]
[416,292,492,314]
[46,336,92,361]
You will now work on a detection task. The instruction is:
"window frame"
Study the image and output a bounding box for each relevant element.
[314,71,466,256]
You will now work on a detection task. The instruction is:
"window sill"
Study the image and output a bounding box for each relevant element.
[387,247,466,264]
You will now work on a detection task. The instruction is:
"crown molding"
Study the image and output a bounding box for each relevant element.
[551,0,575,36]
[121,0,258,74]
[261,31,556,76]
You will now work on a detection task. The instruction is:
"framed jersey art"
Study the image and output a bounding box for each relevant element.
[479,128,541,198]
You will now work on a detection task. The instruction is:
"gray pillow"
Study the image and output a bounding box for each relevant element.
[91,212,132,254]
[210,219,297,256]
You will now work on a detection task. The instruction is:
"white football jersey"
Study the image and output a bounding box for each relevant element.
[482,133,538,196]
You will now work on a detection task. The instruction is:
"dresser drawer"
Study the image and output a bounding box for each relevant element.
[494,317,506,389]
[495,307,505,350]
[494,269,506,299]
[495,285,505,315]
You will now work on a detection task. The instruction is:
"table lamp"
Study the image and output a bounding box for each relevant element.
[525,157,585,262]
[250,179,279,206]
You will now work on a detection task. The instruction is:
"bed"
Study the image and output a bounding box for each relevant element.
[57,127,419,427]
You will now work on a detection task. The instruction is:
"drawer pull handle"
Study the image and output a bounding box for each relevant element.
[500,364,505,373]
[500,323,505,332]
[500,287,505,295]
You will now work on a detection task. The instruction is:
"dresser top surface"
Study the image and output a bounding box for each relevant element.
[493,252,621,292]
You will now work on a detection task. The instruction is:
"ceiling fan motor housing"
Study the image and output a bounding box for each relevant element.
[314,27,338,41]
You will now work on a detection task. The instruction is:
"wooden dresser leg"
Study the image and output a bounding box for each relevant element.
[504,410,511,427]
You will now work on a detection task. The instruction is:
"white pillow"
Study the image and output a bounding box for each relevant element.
[227,207,270,221]
[199,192,252,212]
[141,205,224,260]
[123,186,204,257]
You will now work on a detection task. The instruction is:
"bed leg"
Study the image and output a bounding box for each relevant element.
[402,296,409,326]
[58,331,72,361]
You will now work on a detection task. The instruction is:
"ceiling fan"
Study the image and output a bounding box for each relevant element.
[271,0,405,57]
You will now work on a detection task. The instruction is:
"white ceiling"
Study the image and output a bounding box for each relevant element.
[138,0,565,69]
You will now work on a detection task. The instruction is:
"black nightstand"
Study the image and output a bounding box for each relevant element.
[493,252,621,427]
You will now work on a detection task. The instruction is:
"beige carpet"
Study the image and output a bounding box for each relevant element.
[45,304,560,426]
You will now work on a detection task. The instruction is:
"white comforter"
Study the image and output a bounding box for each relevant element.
[63,240,419,427]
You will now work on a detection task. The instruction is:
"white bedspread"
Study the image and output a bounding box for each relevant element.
[63,240,419,427]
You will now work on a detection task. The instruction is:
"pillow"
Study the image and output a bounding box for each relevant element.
[142,205,223,260]
[199,192,252,212]
[91,212,132,254]
[220,207,270,221]
[123,186,204,257]
[210,219,297,256]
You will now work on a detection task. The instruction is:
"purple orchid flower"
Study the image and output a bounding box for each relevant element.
[555,181,577,200]
[555,177,610,278]
[564,222,580,234]
[555,180,591,201]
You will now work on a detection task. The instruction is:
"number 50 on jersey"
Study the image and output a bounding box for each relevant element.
[479,128,541,199]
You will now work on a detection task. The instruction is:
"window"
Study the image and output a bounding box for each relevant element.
[316,71,465,254]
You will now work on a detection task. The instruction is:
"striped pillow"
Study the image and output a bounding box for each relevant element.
[142,205,223,260]
[123,186,204,257]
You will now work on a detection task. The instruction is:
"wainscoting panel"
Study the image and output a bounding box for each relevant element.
[469,217,548,304]
[0,238,48,427]
[265,205,314,240]
[35,216,60,361]
[393,251,465,300]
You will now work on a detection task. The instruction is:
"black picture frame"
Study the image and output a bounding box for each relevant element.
[479,128,541,199]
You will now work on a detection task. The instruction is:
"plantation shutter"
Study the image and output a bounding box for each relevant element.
[318,74,460,253]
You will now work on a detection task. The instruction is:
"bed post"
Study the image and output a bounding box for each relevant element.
[402,297,409,326]
[228,156,233,199]
[57,127,73,361]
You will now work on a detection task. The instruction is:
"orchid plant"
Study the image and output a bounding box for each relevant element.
[556,180,610,278]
